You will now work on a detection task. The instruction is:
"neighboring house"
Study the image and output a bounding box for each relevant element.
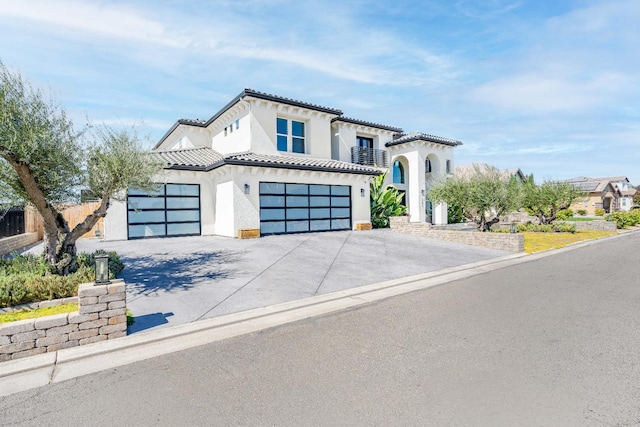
[104,89,462,240]
[566,176,632,214]
[454,164,527,183]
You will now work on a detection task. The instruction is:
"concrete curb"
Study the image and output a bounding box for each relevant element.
[1,229,636,397]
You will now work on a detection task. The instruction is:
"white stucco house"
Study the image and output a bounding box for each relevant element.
[104,89,462,240]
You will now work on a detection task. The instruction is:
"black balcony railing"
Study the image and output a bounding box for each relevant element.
[351,146,388,168]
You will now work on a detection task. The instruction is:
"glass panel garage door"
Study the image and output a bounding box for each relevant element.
[260,182,351,235]
[127,184,201,239]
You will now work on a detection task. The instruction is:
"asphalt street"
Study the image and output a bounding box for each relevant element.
[2,231,639,426]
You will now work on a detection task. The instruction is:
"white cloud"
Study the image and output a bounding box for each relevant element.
[0,1,189,48]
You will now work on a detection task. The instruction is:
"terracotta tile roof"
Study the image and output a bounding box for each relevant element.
[153,147,224,170]
[153,147,381,175]
[224,152,382,175]
[331,117,402,133]
[386,132,462,147]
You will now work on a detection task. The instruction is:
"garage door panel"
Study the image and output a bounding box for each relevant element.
[259,181,351,236]
[127,183,200,240]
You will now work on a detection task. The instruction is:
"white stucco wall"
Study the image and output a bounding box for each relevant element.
[211,111,251,155]
[248,100,336,158]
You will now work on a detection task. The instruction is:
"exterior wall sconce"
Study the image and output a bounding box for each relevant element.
[94,254,110,285]
[361,188,365,197]
[244,184,250,194]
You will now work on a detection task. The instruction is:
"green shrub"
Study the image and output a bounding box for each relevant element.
[76,250,124,279]
[556,209,574,221]
[576,209,587,216]
[516,222,576,233]
[0,251,124,308]
[606,211,640,229]
[594,208,605,216]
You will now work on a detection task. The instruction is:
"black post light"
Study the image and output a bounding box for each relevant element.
[94,254,110,285]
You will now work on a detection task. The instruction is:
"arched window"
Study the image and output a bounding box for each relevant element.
[425,158,432,173]
[393,160,405,184]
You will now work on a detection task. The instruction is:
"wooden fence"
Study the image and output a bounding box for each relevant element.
[20,203,103,240]
[62,202,104,238]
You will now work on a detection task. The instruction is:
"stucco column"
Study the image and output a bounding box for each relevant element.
[433,202,448,225]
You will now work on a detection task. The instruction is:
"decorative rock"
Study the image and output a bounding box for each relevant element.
[0,354,11,363]
[79,303,108,315]
[99,323,127,335]
[11,329,45,343]
[0,319,35,336]
[69,328,99,341]
[107,282,125,294]
[78,319,108,330]
[108,315,127,325]
[34,313,69,330]
[78,283,108,297]
[99,308,126,319]
[45,324,78,337]
[68,312,99,324]
[0,335,11,345]
[108,300,126,310]
[36,334,68,348]
[0,341,35,354]
[78,296,98,306]
[98,293,125,303]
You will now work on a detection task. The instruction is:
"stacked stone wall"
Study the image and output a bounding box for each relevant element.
[389,216,524,253]
[0,280,126,362]
[0,232,39,257]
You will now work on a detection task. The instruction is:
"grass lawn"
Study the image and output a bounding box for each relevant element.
[0,303,78,324]
[523,230,617,254]
[563,217,603,222]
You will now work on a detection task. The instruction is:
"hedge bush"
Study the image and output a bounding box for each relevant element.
[516,222,577,233]
[576,209,587,216]
[594,208,606,216]
[606,210,640,229]
[0,251,124,308]
[556,209,574,221]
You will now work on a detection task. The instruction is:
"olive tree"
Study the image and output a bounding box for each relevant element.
[522,175,585,224]
[428,164,522,231]
[0,61,163,274]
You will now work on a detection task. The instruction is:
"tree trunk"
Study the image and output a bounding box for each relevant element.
[6,155,111,275]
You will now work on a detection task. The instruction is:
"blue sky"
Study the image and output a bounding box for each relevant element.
[1,0,638,184]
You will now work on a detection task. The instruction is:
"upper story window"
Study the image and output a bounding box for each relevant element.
[446,160,452,174]
[357,136,373,149]
[425,158,432,173]
[393,160,405,184]
[277,118,305,153]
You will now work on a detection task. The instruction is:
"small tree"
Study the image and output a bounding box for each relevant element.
[522,176,584,224]
[0,61,163,274]
[370,171,407,228]
[633,187,640,206]
[428,164,521,231]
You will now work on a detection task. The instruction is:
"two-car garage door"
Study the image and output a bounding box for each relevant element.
[259,182,352,235]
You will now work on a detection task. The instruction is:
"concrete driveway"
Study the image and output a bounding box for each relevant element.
[71,229,510,333]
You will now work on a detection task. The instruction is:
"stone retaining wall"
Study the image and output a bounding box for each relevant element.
[556,220,617,231]
[0,232,39,257]
[0,280,127,362]
[390,216,524,253]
